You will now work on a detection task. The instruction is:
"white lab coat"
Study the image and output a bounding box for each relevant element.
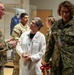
[16,31,46,75]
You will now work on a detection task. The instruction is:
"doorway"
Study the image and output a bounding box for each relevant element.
[37,10,52,35]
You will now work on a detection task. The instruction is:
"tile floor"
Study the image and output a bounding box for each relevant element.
[4,62,14,75]
[4,67,13,75]
[4,62,44,75]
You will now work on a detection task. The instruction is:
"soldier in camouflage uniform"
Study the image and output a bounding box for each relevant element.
[0,2,17,75]
[45,16,56,44]
[44,1,74,75]
[0,29,15,75]
[12,13,30,75]
[41,16,56,75]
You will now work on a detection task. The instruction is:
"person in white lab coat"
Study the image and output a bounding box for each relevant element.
[16,17,46,75]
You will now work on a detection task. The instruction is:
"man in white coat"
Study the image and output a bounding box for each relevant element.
[16,17,46,75]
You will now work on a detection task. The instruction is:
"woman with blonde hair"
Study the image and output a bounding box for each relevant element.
[45,16,56,45]
[41,16,56,75]
[46,16,55,29]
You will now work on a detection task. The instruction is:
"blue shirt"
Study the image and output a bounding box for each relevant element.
[10,15,20,35]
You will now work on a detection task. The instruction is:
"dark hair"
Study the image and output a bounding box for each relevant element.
[20,13,28,18]
[57,1,74,16]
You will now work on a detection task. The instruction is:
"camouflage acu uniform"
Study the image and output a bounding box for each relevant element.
[44,17,74,75]
[12,23,30,75]
[0,30,13,75]
[45,29,51,58]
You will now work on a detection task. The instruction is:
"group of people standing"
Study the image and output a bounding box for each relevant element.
[0,1,74,75]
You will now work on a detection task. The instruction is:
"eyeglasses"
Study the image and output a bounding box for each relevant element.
[30,22,37,25]
[60,11,70,14]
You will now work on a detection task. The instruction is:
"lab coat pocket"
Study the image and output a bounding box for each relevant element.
[32,41,40,53]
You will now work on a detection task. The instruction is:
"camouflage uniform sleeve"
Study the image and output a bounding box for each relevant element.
[0,30,13,65]
[44,29,55,63]
[0,30,11,52]
[12,25,21,40]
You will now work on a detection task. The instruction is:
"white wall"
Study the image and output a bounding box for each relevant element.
[0,0,21,4]
[30,0,74,20]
